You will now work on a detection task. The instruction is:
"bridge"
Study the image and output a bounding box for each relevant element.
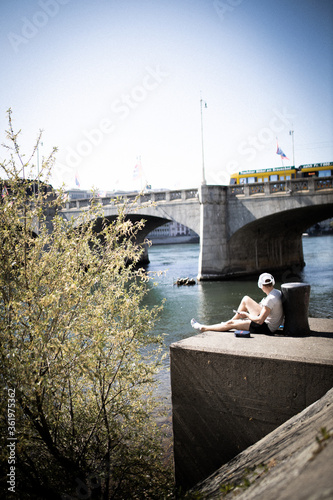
[60,176,333,280]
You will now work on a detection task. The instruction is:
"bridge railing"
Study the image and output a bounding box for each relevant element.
[229,176,333,197]
[63,188,199,210]
[62,177,332,210]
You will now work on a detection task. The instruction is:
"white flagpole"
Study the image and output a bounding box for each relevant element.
[289,127,295,167]
[200,93,206,185]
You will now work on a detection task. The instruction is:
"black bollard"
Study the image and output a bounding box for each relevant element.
[281,282,311,336]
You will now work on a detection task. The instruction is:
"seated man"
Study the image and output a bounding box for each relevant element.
[191,273,284,335]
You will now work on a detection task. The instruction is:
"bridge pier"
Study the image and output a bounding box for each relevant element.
[197,185,229,281]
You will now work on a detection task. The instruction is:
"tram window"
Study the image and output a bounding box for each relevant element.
[247,177,256,183]
[270,174,278,181]
[303,171,316,177]
[280,176,285,181]
[264,177,269,182]
[318,170,331,177]
[230,178,237,184]
[240,178,247,184]
[258,178,263,182]
[286,175,291,180]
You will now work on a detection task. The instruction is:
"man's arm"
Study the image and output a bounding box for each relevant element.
[238,305,271,324]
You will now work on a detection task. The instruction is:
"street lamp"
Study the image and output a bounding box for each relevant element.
[200,94,207,185]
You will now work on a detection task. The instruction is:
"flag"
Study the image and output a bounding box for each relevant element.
[75,172,80,188]
[276,142,289,160]
[133,160,142,179]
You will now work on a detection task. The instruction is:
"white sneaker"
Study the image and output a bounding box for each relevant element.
[191,318,202,331]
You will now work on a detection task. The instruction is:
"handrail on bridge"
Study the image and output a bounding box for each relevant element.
[229,175,333,197]
[62,176,333,211]
[62,188,199,211]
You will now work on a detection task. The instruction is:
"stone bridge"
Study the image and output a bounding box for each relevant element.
[60,176,333,280]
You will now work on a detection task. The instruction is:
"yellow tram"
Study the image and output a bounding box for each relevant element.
[230,162,333,184]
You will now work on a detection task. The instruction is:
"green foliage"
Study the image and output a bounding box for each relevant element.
[219,482,236,495]
[316,426,332,445]
[0,110,173,499]
[312,426,333,459]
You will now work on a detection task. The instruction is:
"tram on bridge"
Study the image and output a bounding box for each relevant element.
[230,162,333,185]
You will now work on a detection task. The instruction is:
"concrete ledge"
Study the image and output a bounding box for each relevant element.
[170,319,333,489]
[193,387,333,499]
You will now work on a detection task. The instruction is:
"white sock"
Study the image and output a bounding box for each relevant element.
[191,318,203,331]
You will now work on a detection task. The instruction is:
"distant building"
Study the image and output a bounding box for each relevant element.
[149,224,171,238]
[170,222,192,237]
[307,218,333,236]
[64,189,90,200]
[148,222,199,244]
[64,189,115,200]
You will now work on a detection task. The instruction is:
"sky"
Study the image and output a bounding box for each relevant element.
[1,0,332,192]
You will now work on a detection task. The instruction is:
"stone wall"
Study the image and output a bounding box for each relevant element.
[170,321,333,489]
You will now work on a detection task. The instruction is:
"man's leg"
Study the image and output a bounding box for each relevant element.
[191,295,260,332]
[192,318,251,333]
[232,295,262,319]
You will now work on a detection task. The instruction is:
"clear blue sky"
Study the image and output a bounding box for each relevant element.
[1,0,332,191]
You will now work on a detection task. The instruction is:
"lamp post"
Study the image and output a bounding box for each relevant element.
[200,95,207,185]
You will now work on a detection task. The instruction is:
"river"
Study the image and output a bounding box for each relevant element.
[143,235,333,405]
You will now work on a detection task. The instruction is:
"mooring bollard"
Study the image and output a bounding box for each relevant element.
[281,282,311,336]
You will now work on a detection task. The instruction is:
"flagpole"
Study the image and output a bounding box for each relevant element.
[200,94,206,185]
[289,127,295,167]
[138,155,144,191]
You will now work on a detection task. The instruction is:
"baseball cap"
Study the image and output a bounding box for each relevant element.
[258,273,275,289]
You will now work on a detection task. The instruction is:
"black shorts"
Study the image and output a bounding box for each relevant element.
[249,321,272,335]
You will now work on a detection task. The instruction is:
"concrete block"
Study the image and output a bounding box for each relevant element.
[170,320,333,489]
[194,387,333,499]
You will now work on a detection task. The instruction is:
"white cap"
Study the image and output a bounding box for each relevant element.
[258,273,275,289]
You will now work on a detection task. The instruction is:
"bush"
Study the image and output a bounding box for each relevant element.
[0,110,173,499]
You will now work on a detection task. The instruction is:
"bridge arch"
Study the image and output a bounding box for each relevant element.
[228,203,332,276]
[80,213,173,264]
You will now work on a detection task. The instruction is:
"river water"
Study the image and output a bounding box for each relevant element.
[143,235,333,403]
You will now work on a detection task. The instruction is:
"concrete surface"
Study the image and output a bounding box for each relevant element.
[172,319,333,364]
[170,318,333,489]
[192,387,333,499]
